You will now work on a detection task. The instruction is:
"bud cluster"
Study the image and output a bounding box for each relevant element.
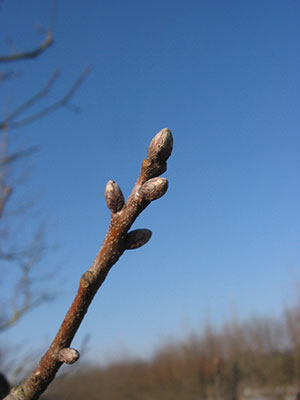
[103,128,173,252]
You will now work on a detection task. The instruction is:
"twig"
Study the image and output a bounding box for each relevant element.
[0,226,50,331]
[0,0,56,74]
[0,291,51,331]
[0,33,53,63]
[0,70,20,86]
[0,146,40,166]
[4,128,173,399]
[0,72,60,130]
[0,67,91,131]
[0,186,11,218]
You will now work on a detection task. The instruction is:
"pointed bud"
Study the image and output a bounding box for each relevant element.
[147,128,173,162]
[105,180,125,213]
[58,348,80,364]
[125,229,152,249]
[138,177,168,202]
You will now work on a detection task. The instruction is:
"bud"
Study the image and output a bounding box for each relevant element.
[138,177,168,202]
[147,128,173,162]
[58,348,80,364]
[105,180,125,213]
[125,229,152,249]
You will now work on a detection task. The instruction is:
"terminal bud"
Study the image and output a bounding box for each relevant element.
[147,128,173,162]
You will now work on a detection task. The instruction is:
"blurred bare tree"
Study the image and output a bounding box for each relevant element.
[0,0,89,332]
[285,294,300,389]
[44,304,299,400]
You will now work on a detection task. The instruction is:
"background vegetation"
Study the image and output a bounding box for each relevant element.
[44,296,300,399]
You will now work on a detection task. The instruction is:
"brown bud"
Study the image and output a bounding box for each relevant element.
[125,229,152,249]
[138,177,168,202]
[105,180,125,213]
[147,128,173,162]
[58,348,80,364]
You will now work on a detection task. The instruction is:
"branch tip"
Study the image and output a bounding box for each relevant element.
[147,128,173,162]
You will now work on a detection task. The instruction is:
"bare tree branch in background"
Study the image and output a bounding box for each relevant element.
[0,225,54,332]
[0,66,91,131]
[0,62,90,330]
[0,0,89,334]
[0,0,56,63]
[0,33,53,63]
[3,128,173,400]
[0,70,20,87]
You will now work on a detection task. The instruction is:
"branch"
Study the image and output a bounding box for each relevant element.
[0,227,51,331]
[0,33,53,63]
[0,146,40,167]
[0,72,60,130]
[0,186,11,218]
[0,224,46,264]
[0,67,90,131]
[0,69,20,86]
[0,290,51,332]
[4,128,173,400]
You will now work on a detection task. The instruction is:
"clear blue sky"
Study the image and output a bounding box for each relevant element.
[0,0,299,365]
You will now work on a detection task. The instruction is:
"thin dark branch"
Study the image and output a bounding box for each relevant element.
[0,33,53,63]
[0,186,11,218]
[0,69,21,86]
[0,227,51,331]
[0,145,40,166]
[0,244,46,264]
[0,66,91,131]
[0,225,46,264]
[0,292,51,331]
[0,71,60,130]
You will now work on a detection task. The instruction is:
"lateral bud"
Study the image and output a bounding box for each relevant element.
[125,229,152,249]
[58,348,80,364]
[147,128,173,162]
[105,180,125,213]
[138,177,168,202]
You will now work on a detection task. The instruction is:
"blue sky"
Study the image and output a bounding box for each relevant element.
[0,0,299,365]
